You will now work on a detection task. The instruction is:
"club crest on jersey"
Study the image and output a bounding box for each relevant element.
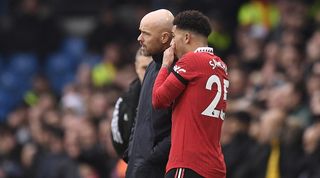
[173,65,186,74]
[209,58,228,74]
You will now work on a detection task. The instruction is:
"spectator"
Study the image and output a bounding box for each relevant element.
[35,125,80,178]
[78,120,115,178]
[0,124,22,178]
[222,111,256,178]
[24,74,52,107]
[236,109,303,178]
[267,82,311,127]
[91,42,122,88]
[298,123,320,178]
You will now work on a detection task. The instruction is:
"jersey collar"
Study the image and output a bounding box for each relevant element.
[194,47,214,54]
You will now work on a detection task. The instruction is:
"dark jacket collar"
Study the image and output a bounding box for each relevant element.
[152,52,164,69]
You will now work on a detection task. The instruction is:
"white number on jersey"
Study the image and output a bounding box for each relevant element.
[201,75,229,120]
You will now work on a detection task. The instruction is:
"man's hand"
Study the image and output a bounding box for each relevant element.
[162,42,175,68]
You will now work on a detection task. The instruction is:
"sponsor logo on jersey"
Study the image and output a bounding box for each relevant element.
[173,65,186,74]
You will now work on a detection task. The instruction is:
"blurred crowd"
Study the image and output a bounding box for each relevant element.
[0,0,320,178]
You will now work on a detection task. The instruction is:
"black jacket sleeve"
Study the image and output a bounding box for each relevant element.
[111,79,141,159]
[147,135,171,164]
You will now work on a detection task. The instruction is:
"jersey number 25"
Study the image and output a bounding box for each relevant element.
[201,74,229,120]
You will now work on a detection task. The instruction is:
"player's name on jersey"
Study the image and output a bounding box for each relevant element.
[209,58,228,74]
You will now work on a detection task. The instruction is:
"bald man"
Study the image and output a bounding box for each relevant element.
[125,9,174,178]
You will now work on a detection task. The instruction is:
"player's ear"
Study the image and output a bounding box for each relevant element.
[185,32,191,44]
[161,32,171,44]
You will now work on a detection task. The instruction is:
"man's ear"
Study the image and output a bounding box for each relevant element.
[161,32,171,44]
[185,33,191,44]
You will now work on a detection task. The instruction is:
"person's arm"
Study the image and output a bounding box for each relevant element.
[111,79,141,161]
[152,43,187,109]
[152,68,186,108]
[122,119,135,163]
[147,134,171,164]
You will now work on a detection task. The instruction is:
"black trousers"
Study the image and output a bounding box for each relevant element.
[165,168,203,178]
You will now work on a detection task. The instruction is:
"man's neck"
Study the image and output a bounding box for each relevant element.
[188,40,208,53]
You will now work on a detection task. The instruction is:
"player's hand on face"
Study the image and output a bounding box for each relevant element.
[163,41,175,67]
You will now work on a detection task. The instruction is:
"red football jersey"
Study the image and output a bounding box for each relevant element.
[153,47,229,178]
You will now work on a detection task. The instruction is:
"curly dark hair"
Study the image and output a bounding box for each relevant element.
[173,10,212,37]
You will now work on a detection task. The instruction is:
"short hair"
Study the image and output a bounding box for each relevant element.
[173,10,212,37]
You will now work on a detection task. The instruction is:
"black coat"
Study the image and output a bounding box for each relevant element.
[223,132,256,178]
[35,152,80,178]
[235,142,303,178]
[111,78,141,159]
[126,54,172,178]
[296,146,320,178]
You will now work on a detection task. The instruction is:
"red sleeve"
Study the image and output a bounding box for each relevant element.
[172,53,197,82]
[152,67,186,109]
